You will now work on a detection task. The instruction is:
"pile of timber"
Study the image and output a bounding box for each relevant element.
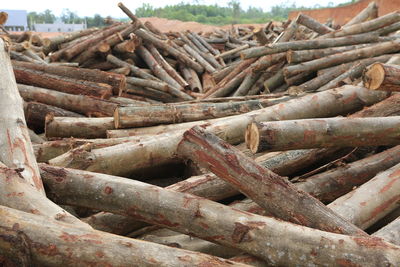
[1,1,400,266]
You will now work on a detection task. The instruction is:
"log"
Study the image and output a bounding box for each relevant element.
[328,162,400,230]
[246,117,400,153]
[45,116,114,139]
[202,72,216,93]
[183,44,216,73]
[49,86,386,176]
[253,28,268,45]
[43,27,99,53]
[178,126,366,236]
[18,84,117,117]
[0,205,243,266]
[125,84,178,103]
[114,100,269,128]
[296,145,400,203]
[344,1,378,27]
[106,54,159,81]
[13,66,113,99]
[373,216,400,246]
[284,39,400,77]
[40,165,400,265]
[296,13,333,34]
[12,60,126,96]
[241,33,380,59]
[363,63,400,91]
[135,28,204,73]
[276,19,297,43]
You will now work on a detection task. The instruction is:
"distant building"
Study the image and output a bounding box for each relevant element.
[0,9,28,31]
[33,22,86,32]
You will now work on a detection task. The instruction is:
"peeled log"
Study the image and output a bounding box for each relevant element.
[0,206,244,267]
[328,162,400,230]
[363,63,400,91]
[246,117,400,153]
[40,165,400,266]
[178,126,366,236]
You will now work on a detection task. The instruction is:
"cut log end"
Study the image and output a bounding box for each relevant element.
[246,122,261,154]
[113,108,121,129]
[364,63,385,90]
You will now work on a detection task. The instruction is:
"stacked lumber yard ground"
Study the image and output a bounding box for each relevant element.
[1,1,400,266]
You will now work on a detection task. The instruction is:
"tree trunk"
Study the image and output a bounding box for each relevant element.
[45,116,114,139]
[13,66,113,99]
[183,44,216,73]
[240,32,379,59]
[178,126,366,236]
[106,54,159,81]
[18,84,117,117]
[0,205,243,266]
[253,28,268,45]
[247,117,400,153]
[363,62,400,91]
[12,60,126,96]
[180,66,203,92]
[284,40,400,77]
[296,13,333,34]
[344,1,378,27]
[40,165,400,266]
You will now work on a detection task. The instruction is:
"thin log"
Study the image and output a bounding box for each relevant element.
[276,19,297,43]
[106,54,159,81]
[344,1,378,27]
[296,13,333,34]
[43,27,99,53]
[202,72,216,93]
[183,44,216,73]
[363,63,400,91]
[246,117,400,153]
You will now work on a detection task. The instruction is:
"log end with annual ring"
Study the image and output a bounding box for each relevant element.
[364,63,385,90]
[113,107,121,129]
[246,122,261,154]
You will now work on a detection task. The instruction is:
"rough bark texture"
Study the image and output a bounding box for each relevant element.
[246,117,400,153]
[296,13,333,34]
[373,216,400,246]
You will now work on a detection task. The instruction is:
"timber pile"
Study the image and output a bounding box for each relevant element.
[1,2,400,266]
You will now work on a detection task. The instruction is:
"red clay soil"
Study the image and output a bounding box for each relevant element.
[289,0,400,25]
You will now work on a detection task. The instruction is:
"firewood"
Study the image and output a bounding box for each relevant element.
[246,117,400,153]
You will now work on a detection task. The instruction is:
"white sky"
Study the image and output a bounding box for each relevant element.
[1,0,352,18]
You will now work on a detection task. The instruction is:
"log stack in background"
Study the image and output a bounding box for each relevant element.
[1,1,400,266]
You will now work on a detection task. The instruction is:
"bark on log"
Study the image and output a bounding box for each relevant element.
[276,19,298,43]
[50,86,386,176]
[183,44,216,73]
[45,116,114,139]
[241,33,380,59]
[373,216,400,246]
[40,165,400,266]
[178,126,366,236]
[296,145,400,203]
[180,66,203,92]
[0,38,44,193]
[363,63,400,92]
[328,162,400,230]
[106,54,159,81]
[12,60,126,96]
[18,84,117,117]
[13,66,113,99]
[126,84,178,103]
[246,117,400,153]
[296,13,333,34]
[0,205,243,267]
[284,40,400,77]
[344,1,378,27]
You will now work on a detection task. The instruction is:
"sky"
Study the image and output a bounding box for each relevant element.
[1,0,352,18]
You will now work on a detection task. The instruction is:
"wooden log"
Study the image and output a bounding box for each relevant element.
[202,72,216,93]
[135,28,204,73]
[253,28,268,45]
[233,71,262,96]
[108,66,131,75]
[344,1,378,27]
[12,60,126,96]
[114,100,271,128]
[216,44,249,60]
[43,27,99,53]
[284,40,400,77]
[240,32,379,59]
[276,19,298,43]
[45,116,114,139]
[208,71,247,98]
[328,163,400,230]
[0,205,243,267]
[126,84,178,103]
[363,63,400,91]
[13,66,113,99]
[178,126,366,236]
[0,38,44,193]
[106,54,158,81]
[373,216,400,246]
[263,69,284,92]
[322,11,400,38]
[18,84,117,117]
[247,117,400,153]
[296,145,400,203]
[183,44,216,73]
[191,32,220,55]
[40,165,400,265]
[296,13,333,34]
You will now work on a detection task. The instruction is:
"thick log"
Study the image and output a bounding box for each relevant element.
[13,66,113,99]
[12,60,126,96]
[0,38,44,193]
[49,86,386,176]
[240,33,380,59]
[373,216,400,246]
[344,1,378,27]
[296,13,333,34]
[363,63,400,91]
[40,165,400,265]
[208,71,247,98]
[0,206,243,267]
[233,71,262,96]
[253,28,268,45]
[263,69,284,92]
[276,19,297,43]
[296,145,400,203]
[328,163,400,230]
[18,84,117,117]
[246,117,400,153]
[284,40,400,77]
[114,100,271,128]
[45,116,114,139]
[178,126,366,236]
[135,28,204,73]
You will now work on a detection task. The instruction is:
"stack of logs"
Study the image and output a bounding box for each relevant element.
[1,1,400,266]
